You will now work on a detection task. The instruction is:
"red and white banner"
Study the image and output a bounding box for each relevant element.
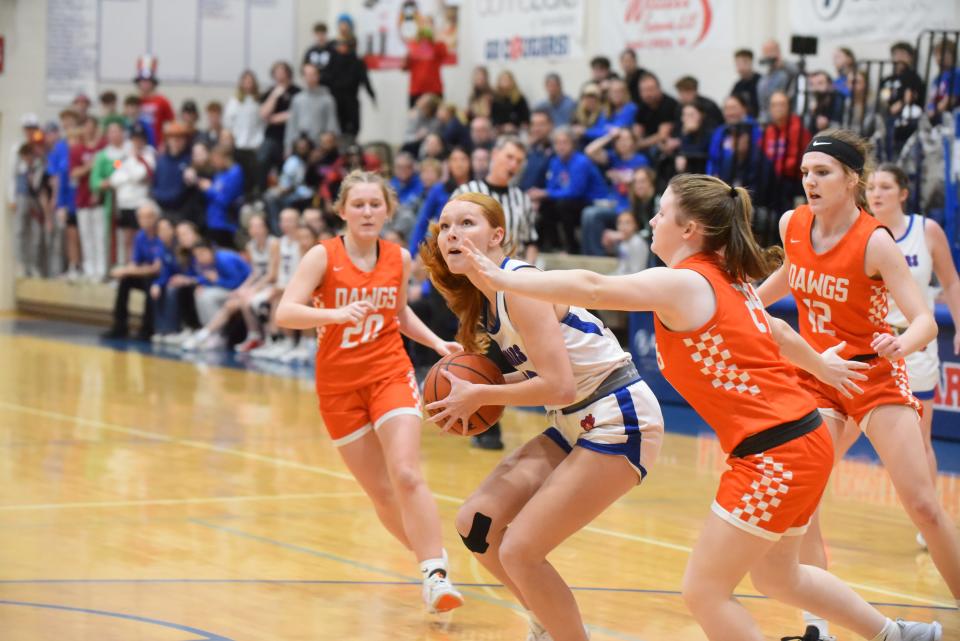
[598,0,732,54]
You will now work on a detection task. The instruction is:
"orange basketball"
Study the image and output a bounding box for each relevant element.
[422,352,505,436]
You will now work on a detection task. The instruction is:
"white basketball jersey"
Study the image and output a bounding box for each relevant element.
[887,214,935,328]
[246,236,275,280]
[488,258,631,410]
[277,235,301,287]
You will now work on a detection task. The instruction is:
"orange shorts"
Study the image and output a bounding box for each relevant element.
[712,423,833,541]
[318,370,422,447]
[795,357,921,432]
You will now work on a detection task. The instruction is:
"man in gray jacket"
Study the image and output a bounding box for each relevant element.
[284,63,340,154]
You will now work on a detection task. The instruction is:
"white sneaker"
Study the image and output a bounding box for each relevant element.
[265,337,296,361]
[916,531,927,549]
[421,572,464,613]
[896,619,942,641]
[164,328,195,347]
[197,332,226,351]
[181,328,211,351]
[279,340,315,365]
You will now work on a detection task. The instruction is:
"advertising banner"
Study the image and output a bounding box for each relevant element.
[470,0,585,63]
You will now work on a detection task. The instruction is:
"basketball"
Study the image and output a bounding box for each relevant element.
[422,352,505,436]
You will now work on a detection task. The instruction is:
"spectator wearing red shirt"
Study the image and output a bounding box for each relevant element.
[70,116,107,281]
[404,16,447,108]
[135,56,175,149]
[761,90,810,210]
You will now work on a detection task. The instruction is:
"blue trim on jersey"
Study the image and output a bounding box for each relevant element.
[485,298,501,335]
[615,387,640,435]
[895,214,915,243]
[576,435,646,480]
[561,312,603,336]
[511,265,538,271]
[542,427,573,453]
[914,388,936,400]
[499,257,510,268]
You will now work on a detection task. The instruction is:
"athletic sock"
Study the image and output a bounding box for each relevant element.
[869,618,898,641]
[803,611,830,639]
[419,556,446,580]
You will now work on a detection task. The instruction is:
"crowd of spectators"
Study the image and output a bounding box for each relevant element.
[8,15,960,368]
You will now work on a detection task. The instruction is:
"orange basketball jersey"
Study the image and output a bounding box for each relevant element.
[654,253,819,454]
[312,237,412,396]
[784,205,891,358]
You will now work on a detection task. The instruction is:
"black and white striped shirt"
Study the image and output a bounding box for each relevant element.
[452,179,537,252]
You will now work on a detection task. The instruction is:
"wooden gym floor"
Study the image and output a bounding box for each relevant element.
[1,316,958,640]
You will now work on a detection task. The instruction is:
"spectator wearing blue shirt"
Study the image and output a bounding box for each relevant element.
[199,144,245,248]
[389,152,424,209]
[706,95,763,191]
[184,241,252,350]
[584,78,638,142]
[46,111,80,278]
[437,102,471,150]
[151,122,192,220]
[832,47,856,99]
[518,109,554,190]
[408,146,473,254]
[122,95,157,147]
[152,220,204,345]
[581,127,650,255]
[533,73,577,126]
[927,38,960,122]
[530,127,608,253]
[102,202,164,340]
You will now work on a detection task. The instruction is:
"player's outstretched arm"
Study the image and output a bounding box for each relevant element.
[276,244,373,330]
[460,237,685,315]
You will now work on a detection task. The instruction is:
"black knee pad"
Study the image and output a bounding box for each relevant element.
[460,512,492,554]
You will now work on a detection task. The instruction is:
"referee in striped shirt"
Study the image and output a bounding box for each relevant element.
[452,135,538,448]
[453,136,539,264]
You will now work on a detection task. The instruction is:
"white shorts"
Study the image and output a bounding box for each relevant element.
[905,339,940,399]
[542,378,664,480]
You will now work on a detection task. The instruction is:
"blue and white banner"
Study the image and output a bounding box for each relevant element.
[470,0,585,62]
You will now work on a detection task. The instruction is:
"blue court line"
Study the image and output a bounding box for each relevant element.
[0,578,954,612]
[0,577,955,612]
[0,599,233,640]
[188,519,651,641]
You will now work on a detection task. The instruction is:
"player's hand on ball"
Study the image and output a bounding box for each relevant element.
[461,238,508,290]
[818,341,868,399]
[871,332,905,362]
[337,300,374,325]
[426,369,482,435]
[433,340,463,357]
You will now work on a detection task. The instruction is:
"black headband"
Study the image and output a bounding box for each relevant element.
[804,136,865,173]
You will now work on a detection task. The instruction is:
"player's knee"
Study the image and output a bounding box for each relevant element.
[903,494,942,528]
[749,563,790,598]
[498,529,535,573]
[456,503,495,555]
[388,464,425,497]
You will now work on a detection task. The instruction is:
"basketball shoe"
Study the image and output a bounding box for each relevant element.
[421,570,463,613]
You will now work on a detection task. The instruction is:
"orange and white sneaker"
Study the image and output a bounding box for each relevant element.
[422,571,464,613]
